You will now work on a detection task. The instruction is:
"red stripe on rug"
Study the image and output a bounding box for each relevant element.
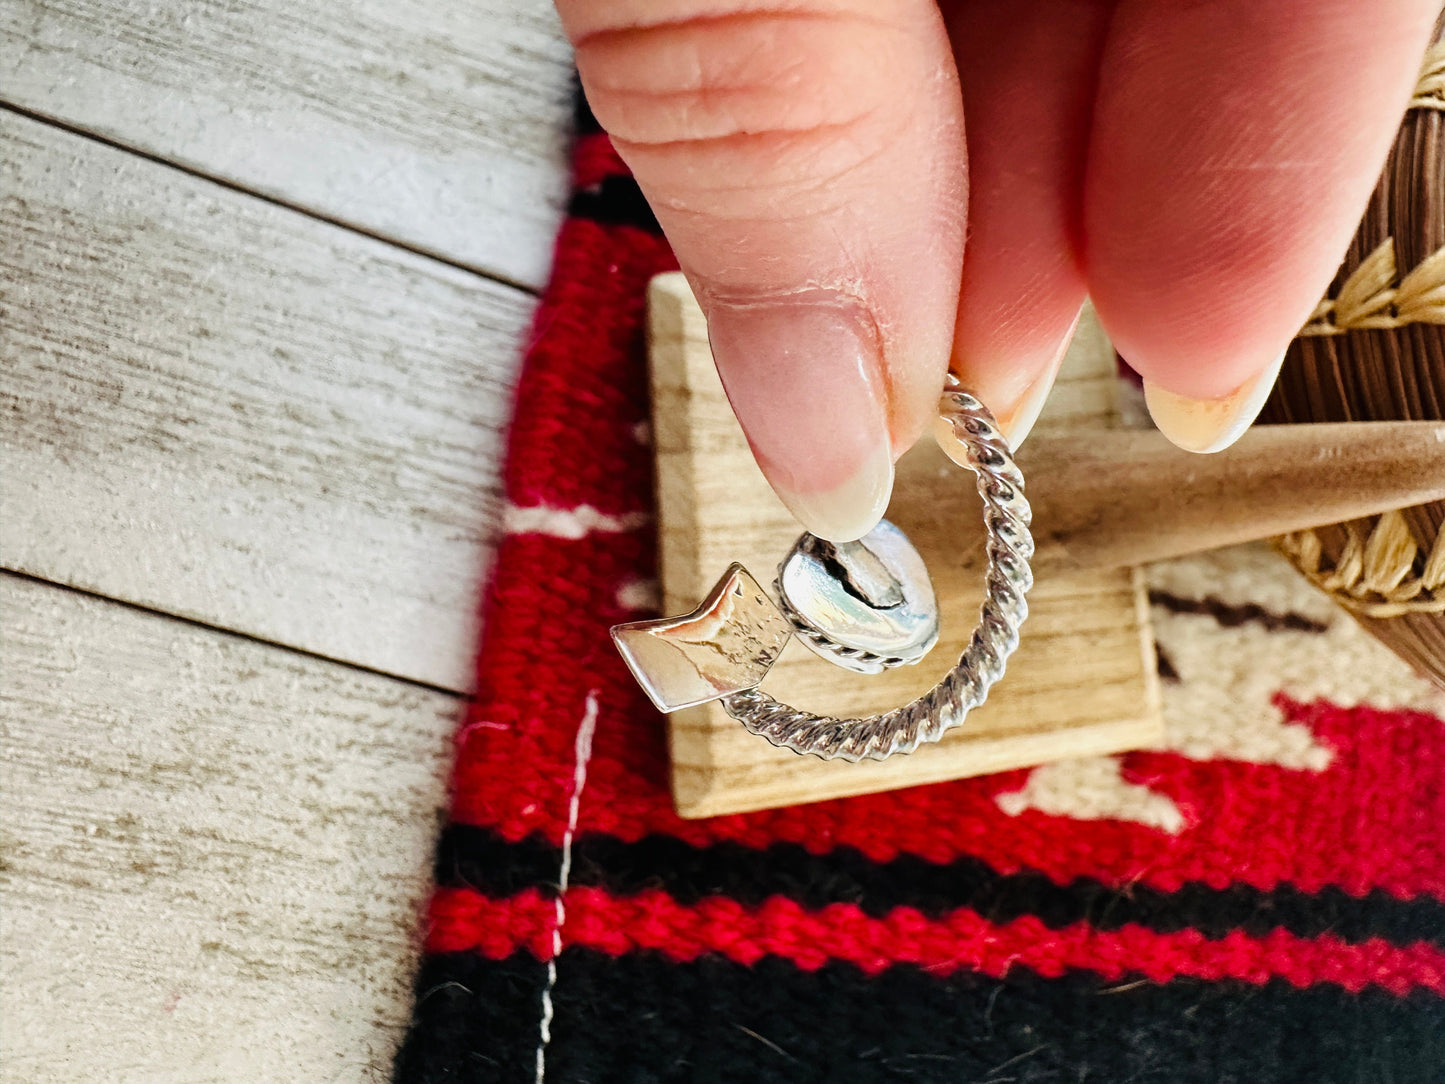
[501,217,675,513]
[572,132,631,188]
[424,886,1445,996]
[463,543,1445,900]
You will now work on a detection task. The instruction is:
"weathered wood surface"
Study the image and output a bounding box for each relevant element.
[0,573,459,1081]
[0,0,575,289]
[648,274,1164,818]
[1,111,534,693]
[1,0,572,1075]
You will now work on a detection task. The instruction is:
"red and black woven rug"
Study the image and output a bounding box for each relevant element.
[392,99,1445,1083]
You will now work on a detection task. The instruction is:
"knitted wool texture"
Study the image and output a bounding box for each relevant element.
[394,103,1445,1083]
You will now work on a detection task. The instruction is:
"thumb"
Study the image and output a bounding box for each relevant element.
[558,0,967,541]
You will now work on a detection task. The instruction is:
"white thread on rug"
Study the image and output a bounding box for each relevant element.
[504,503,651,540]
[534,690,599,1084]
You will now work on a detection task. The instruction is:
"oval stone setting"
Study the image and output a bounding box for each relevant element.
[777,519,940,674]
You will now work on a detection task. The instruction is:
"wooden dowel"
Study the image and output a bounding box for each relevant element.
[893,421,1445,576]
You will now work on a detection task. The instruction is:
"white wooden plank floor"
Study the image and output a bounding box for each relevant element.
[1,0,575,288]
[0,2,573,1079]
[1,574,457,1081]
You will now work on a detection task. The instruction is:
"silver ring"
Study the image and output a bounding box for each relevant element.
[612,379,1033,762]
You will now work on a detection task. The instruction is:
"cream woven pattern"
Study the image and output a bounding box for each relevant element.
[1282,39,1445,619]
[1411,39,1445,112]
[1298,238,1445,336]
[1277,511,1445,617]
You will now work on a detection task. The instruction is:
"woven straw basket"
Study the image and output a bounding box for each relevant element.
[1262,27,1445,686]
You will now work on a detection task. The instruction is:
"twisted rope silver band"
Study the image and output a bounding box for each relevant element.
[720,383,1034,761]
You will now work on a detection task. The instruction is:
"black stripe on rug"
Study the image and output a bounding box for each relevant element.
[435,825,1445,947]
[395,948,1445,1084]
[575,81,601,135]
[567,174,662,233]
[394,951,546,1083]
[1147,590,1330,632]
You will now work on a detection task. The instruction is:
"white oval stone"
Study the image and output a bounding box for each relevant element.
[777,520,939,673]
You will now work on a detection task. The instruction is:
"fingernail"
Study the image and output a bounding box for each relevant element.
[933,312,1077,465]
[929,376,1051,468]
[994,369,1055,451]
[997,311,1080,451]
[706,292,894,543]
[1143,350,1287,454]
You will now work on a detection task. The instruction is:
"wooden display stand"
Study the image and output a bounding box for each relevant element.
[647,273,1164,818]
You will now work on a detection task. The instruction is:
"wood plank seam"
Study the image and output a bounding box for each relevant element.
[2,110,532,691]
[0,100,544,297]
[0,0,575,288]
[0,567,470,700]
[0,571,458,1079]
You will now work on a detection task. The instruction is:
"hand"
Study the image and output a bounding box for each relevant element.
[554,0,1440,541]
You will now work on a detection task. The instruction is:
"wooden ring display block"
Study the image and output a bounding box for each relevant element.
[647,273,1163,818]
